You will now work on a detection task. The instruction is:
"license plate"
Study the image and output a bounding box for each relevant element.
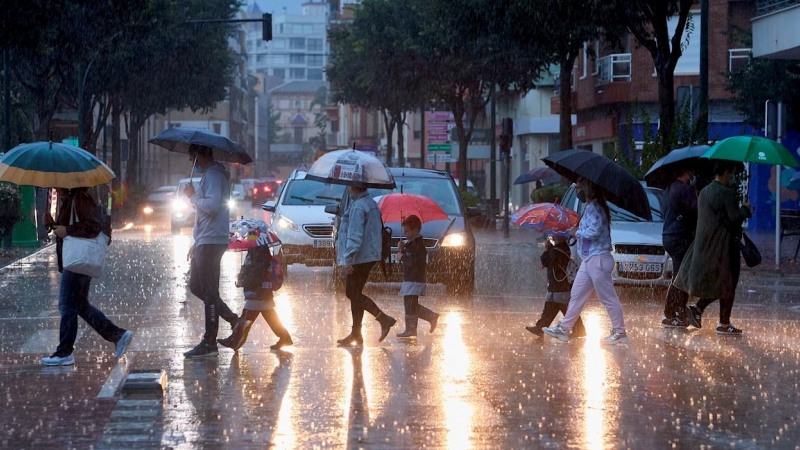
[619,262,662,273]
[313,239,333,248]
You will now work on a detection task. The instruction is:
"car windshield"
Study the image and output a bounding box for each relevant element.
[368,176,462,216]
[282,179,346,205]
[609,188,664,222]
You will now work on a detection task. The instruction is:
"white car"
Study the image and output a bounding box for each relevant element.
[560,183,671,288]
[261,170,346,270]
[170,177,238,233]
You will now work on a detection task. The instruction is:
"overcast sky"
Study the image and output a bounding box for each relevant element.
[254,0,303,14]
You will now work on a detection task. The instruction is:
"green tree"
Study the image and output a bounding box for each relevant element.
[609,0,695,157]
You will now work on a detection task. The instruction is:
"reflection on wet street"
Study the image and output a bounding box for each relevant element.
[1,222,799,448]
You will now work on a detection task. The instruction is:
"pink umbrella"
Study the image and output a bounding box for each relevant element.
[376,193,449,223]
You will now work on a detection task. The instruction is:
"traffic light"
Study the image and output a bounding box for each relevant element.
[262,13,272,41]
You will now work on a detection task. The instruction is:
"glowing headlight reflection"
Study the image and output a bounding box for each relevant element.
[227,198,236,209]
[441,232,467,247]
[172,198,188,211]
[142,206,154,215]
[442,312,473,448]
[277,215,300,232]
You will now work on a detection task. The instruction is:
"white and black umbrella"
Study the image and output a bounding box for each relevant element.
[305,149,395,189]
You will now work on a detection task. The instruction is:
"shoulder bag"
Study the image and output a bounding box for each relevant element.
[62,199,109,278]
[739,232,761,268]
[553,247,579,284]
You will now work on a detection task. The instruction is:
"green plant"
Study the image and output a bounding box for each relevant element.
[531,184,568,204]
[0,182,23,224]
[459,189,480,208]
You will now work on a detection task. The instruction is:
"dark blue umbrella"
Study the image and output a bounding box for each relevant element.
[149,127,252,164]
[514,166,559,185]
[644,145,709,189]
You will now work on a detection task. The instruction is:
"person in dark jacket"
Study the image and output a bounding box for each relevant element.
[217,245,292,351]
[674,161,752,335]
[526,234,586,338]
[40,187,132,366]
[395,215,439,339]
[660,165,698,328]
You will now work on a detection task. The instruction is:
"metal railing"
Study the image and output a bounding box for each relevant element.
[729,48,752,72]
[756,0,800,16]
[596,53,632,85]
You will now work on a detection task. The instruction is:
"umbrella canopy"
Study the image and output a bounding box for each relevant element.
[149,126,252,164]
[644,145,710,189]
[228,218,281,252]
[0,141,115,188]
[701,136,799,167]
[514,166,559,185]
[376,193,448,223]
[543,149,652,221]
[305,149,395,189]
[511,202,580,237]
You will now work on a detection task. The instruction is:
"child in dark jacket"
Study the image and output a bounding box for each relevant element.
[396,215,440,338]
[526,235,586,338]
[218,245,292,351]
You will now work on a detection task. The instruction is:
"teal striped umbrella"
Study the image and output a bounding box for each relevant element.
[0,141,115,188]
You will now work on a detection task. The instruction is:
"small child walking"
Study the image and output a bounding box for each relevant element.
[218,245,293,351]
[526,234,586,338]
[396,215,439,339]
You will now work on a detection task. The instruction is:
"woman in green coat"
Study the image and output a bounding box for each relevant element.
[674,161,752,335]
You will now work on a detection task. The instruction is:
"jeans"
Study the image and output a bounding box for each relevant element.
[345,262,383,331]
[55,269,125,357]
[189,244,237,343]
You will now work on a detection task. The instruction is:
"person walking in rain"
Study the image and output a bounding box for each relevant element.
[395,215,439,339]
[217,245,293,351]
[41,187,132,366]
[543,176,629,345]
[336,184,396,346]
[526,234,586,338]
[660,165,698,328]
[183,144,240,358]
[674,161,752,335]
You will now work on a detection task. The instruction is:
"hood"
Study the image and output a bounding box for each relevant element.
[206,161,230,180]
[610,221,664,246]
[277,204,336,225]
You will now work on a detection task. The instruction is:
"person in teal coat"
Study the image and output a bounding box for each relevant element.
[674,161,752,335]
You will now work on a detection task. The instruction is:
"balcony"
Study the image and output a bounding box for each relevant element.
[756,0,800,16]
[596,54,631,85]
[752,1,800,58]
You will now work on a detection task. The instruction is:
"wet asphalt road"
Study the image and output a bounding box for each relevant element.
[1,211,799,449]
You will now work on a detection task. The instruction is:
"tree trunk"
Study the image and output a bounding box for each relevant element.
[656,66,675,157]
[395,111,406,167]
[559,55,576,151]
[110,100,122,191]
[381,109,395,165]
[125,115,144,186]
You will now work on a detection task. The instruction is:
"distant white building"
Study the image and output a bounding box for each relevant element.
[243,1,328,82]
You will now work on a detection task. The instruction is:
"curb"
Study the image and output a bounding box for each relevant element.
[0,243,54,270]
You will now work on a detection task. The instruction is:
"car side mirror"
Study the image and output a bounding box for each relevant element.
[262,200,276,212]
[324,204,340,216]
[467,206,482,217]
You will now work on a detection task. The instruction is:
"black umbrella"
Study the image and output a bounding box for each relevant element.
[513,166,560,185]
[543,149,652,221]
[644,145,710,189]
[149,127,252,164]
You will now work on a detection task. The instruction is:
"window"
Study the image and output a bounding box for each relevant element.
[308,54,323,67]
[668,12,701,75]
[729,48,751,72]
[213,124,222,134]
[308,38,323,52]
[290,68,305,79]
[294,100,303,108]
[257,54,267,63]
[307,68,323,80]
[273,68,285,78]
[581,42,587,79]
[272,39,286,49]
[289,38,305,50]
[290,54,305,64]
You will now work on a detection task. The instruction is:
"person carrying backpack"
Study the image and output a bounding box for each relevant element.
[218,244,292,351]
[526,234,586,338]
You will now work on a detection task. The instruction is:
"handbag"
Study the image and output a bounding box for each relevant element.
[553,247,579,284]
[739,232,761,268]
[61,200,109,278]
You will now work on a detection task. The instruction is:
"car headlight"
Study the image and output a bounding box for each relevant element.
[172,198,188,212]
[142,206,154,215]
[441,232,467,247]
[277,215,300,232]
[227,198,236,209]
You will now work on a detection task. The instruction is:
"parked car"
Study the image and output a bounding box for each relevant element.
[261,170,346,271]
[141,185,176,221]
[170,178,238,234]
[251,179,282,206]
[560,182,671,288]
[327,168,479,295]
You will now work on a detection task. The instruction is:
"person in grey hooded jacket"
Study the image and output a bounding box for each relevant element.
[335,185,396,346]
[182,144,239,358]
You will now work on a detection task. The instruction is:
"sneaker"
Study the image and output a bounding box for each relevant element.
[661,317,689,329]
[716,324,743,336]
[525,326,544,338]
[41,354,75,366]
[686,304,702,329]
[114,330,134,359]
[600,330,629,346]
[270,336,294,350]
[542,324,569,342]
[183,341,219,358]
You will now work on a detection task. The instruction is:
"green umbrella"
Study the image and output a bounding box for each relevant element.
[0,141,115,188]
[701,135,799,167]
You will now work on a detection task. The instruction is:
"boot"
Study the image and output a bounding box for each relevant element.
[418,306,439,334]
[337,328,363,347]
[376,312,396,342]
[217,319,253,351]
[396,314,418,338]
[270,335,293,350]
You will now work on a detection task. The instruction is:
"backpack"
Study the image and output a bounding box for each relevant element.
[553,247,578,284]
